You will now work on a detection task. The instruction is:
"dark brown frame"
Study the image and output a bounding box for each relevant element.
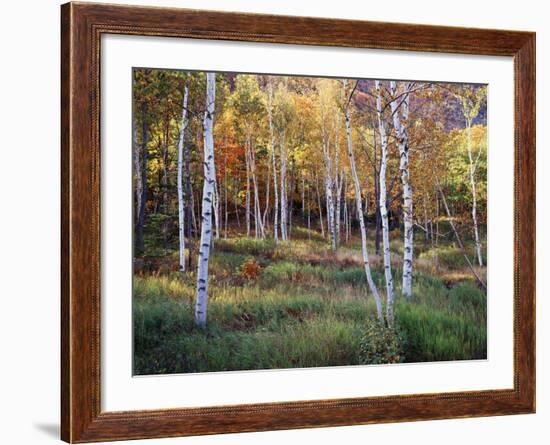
[61,1,536,442]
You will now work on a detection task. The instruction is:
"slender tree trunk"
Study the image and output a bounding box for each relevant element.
[263,153,271,230]
[224,150,229,239]
[288,161,295,240]
[375,80,395,326]
[307,176,311,236]
[301,174,306,218]
[267,82,279,243]
[315,173,325,238]
[343,81,383,321]
[195,73,216,328]
[334,114,342,246]
[466,119,483,266]
[245,138,251,237]
[279,131,288,241]
[434,191,439,269]
[177,86,189,273]
[389,81,413,299]
[249,136,265,239]
[335,175,342,245]
[321,112,336,251]
[343,176,349,244]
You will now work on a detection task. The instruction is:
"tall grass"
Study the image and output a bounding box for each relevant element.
[134,235,487,375]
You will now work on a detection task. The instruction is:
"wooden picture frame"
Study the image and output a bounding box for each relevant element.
[61,2,535,442]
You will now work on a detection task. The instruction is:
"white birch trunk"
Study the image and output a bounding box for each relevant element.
[195,73,216,328]
[334,116,342,246]
[245,139,251,237]
[343,177,349,243]
[315,173,325,238]
[249,137,265,239]
[279,131,288,241]
[343,81,383,321]
[323,156,336,251]
[307,176,311,236]
[301,174,306,217]
[321,110,336,251]
[466,120,483,266]
[375,80,395,326]
[224,153,228,239]
[263,153,271,230]
[267,82,279,242]
[389,81,413,299]
[176,86,189,273]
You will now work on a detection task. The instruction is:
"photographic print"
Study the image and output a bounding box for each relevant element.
[132,69,487,376]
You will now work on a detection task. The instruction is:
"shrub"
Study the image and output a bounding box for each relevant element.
[359,322,406,365]
[239,257,262,281]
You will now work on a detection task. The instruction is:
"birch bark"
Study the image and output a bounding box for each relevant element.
[195,72,216,327]
[279,130,288,241]
[267,82,279,243]
[389,81,413,299]
[249,137,265,239]
[375,80,395,326]
[334,115,342,246]
[245,139,251,237]
[315,173,325,238]
[321,113,336,251]
[466,119,483,266]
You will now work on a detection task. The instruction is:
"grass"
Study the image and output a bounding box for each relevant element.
[134,234,487,375]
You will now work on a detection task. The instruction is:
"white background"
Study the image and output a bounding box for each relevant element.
[0,0,546,444]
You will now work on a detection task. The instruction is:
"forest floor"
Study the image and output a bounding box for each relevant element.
[133,227,487,375]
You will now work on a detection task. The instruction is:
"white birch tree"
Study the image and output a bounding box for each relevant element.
[455,86,486,267]
[334,114,343,246]
[248,136,265,239]
[279,130,288,241]
[389,81,413,299]
[320,104,336,252]
[195,72,216,328]
[342,80,383,321]
[267,81,279,242]
[245,140,251,237]
[375,80,395,326]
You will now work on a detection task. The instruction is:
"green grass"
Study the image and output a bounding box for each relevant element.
[134,235,487,375]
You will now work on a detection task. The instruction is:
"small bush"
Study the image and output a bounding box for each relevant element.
[359,322,406,365]
[239,257,262,281]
